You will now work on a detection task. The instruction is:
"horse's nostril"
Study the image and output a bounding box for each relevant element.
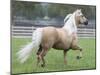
[84,21,88,25]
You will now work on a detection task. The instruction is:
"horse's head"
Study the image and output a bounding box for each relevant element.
[74,9,88,26]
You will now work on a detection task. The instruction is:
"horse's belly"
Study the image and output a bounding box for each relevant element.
[53,40,72,50]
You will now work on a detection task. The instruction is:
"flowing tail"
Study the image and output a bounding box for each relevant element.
[17,28,43,63]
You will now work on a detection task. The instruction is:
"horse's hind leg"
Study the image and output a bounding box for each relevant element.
[40,48,48,67]
[37,45,42,66]
[37,47,48,67]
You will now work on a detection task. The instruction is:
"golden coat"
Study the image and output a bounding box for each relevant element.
[41,27,77,50]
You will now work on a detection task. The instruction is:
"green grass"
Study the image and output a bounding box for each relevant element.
[12,38,96,74]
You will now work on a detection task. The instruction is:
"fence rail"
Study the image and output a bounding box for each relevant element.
[11,26,95,38]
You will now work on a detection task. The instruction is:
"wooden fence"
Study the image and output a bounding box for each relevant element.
[11,26,95,38]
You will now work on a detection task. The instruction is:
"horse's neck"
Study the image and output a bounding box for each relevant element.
[63,13,77,34]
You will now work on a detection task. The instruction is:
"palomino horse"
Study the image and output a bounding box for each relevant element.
[17,9,88,67]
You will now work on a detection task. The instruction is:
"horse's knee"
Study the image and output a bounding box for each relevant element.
[71,45,82,51]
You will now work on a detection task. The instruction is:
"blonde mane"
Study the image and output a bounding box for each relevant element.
[64,14,72,23]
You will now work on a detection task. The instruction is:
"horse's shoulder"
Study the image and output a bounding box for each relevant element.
[56,28,67,35]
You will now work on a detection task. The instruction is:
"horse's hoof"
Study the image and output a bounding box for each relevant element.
[41,64,45,67]
[76,56,82,59]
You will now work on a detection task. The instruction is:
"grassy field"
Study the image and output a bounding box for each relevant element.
[12,38,96,74]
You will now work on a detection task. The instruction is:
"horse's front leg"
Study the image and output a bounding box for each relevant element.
[63,50,68,64]
[71,36,82,59]
[72,46,82,59]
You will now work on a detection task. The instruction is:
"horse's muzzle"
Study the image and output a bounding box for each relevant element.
[84,20,88,25]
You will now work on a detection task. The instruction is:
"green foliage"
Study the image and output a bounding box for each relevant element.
[12,38,96,74]
[12,1,96,19]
